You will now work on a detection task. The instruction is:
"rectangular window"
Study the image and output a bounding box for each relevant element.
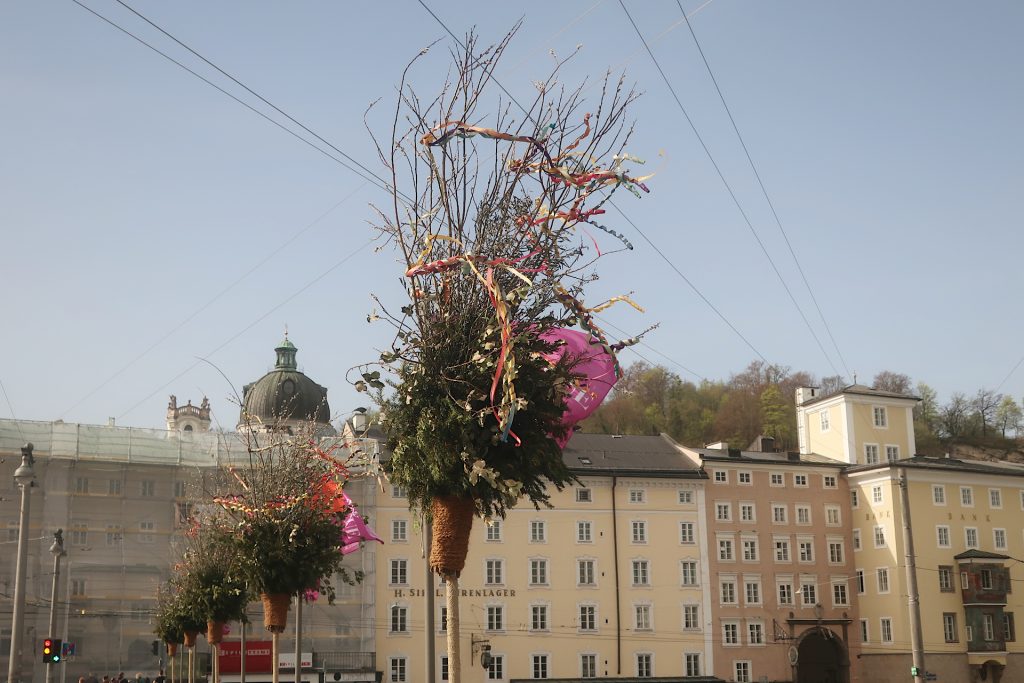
[743,539,759,561]
[1005,613,1016,642]
[632,521,647,543]
[740,503,755,522]
[778,583,794,605]
[683,604,700,630]
[440,607,447,632]
[719,539,734,561]
[530,521,546,543]
[937,526,950,548]
[860,619,869,643]
[70,526,88,546]
[745,581,761,605]
[984,613,995,641]
[577,521,592,543]
[681,561,698,586]
[748,621,764,645]
[441,656,448,682]
[580,654,596,679]
[390,559,408,585]
[487,655,504,681]
[881,618,893,643]
[770,473,785,486]
[714,471,728,483]
[933,485,946,504]
[943,613,959,642]
[531,604,549,631]
[679,522,695,544]
[487,605,504,632]
[579,605,597,631]
[390,657,407,683]
[576,488,592,503]
[873,406,888,428]
[820,410,830,431]
[865,444,880,465]
[851,490,859,507]
[75,477,89,494]
[739,471,752,485]
[629,489,646,503]
[796,506,811,525]
[856,570,865,594]
[966,527,979,549]
[991,488,1003,508]
[530,559,548,585]
[685,654,701,677]
[108,479,121,495]
[632,560,649,586]
[720,580,737,604]
[872,485,883,503]
[995,529,1008,550]
[828,541,844,564]
[938,566,954,592]
[775,539,791,562]
[578,559,596,586]
[141,480,155,497]
[678,489,693,504]
[636,653,652,678]
[794,474,808,487]
[981,569,993,590]
[138,521,155,543]
[392,519,407,542]
[833,583,849,606]
[486,559,504,585]
[772,504,788,523]
[824,475,837,488]
[801,583,817,606]
[105,525,121,546]
[826,506,841,526]
[885,445,900,462]
[532,654,548,680]
[487,520,502,542]
[173,480,186,498]
[961,487,974,506]
[853,529,861,551]
[799,540,814,563]
[635,604,652,630]
[70,579,86,597]
[391,485,407,499]
[716,503,732,521]
[390,606,408,633]
[874,526,886,548]
[877,568,890,593]
[723,622,739,645]
[735,661,751,683]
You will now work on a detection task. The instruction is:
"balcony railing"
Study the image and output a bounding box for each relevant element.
[313,652,375,672]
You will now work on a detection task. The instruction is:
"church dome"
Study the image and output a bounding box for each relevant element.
[238,336,332,432]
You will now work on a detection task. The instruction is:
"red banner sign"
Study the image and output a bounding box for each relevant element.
[217,641,273,674]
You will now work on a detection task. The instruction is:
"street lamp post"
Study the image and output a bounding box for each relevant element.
[7,443,37,683]
[47,530,67,683]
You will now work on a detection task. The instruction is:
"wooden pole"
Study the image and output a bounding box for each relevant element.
[271,632,279,683]
[294,596,302,683]
[445,573,461,683]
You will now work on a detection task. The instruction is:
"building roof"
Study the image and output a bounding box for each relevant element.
[847,454,1024,478]
[693,446,847,468]
[954,549,1011,561]
[799,383,920,407]
[562,433,704,478]
[239,337,331,428]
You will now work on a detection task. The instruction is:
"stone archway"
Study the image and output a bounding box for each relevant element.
[796,627,847,683]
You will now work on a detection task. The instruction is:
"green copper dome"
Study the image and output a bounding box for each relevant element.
[239,337,331,429]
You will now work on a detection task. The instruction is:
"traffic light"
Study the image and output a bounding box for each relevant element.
[42,638,62,664]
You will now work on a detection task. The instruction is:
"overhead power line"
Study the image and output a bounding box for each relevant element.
[675,0,851,378]
[618,1,841,377]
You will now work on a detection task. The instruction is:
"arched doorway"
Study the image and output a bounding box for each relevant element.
[796,628,847,683]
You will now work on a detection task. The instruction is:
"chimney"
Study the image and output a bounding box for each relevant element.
[751,435,776,453]
[795,386,818,406]
[787,451,801,462]
[706,441,729,451]
[108,417,116,427]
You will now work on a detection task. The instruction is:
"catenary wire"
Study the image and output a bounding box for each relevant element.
[617,1,841,377]
[676,0,851,379]
[595,315,706,381]
[415,0,776,368]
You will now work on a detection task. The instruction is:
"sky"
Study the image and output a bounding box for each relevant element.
[2,1,1022,431]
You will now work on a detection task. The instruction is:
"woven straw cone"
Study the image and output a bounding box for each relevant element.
[261,593,291,633]
[183,630,198,648]
[167,643,178,657]
[429,496,475,576]
[207,620,225,644]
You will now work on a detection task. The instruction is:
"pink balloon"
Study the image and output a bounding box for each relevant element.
[541,328,618,447]
[338,492,384,555]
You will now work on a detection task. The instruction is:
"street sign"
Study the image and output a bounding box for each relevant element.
[62,642,76,657]
[925,674,937,681]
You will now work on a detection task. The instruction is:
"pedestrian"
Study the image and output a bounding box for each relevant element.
[154,670,166,683]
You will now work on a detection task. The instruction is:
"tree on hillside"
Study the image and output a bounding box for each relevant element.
[995,396,1022,438]
[873,370,912,394]
[760,384,791,444]
[972,388,1003,438]
[938,392,973,439]
[819,375,846,397]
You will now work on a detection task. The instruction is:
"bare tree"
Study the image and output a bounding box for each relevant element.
[872,370,912,395]
[972,388,1003,438]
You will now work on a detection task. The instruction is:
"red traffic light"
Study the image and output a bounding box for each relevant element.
[42,638,62,663]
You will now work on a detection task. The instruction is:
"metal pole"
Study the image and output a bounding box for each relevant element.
[293,596,301,683]
[424,515,435,683]
[239,619,246,683]
[7,443,36,683]
[47,531,67,683]
[898,471,926,683]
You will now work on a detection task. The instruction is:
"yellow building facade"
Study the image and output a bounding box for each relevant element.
[373,434,712,683]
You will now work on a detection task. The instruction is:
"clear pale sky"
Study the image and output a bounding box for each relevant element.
[2,1,1022,431]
